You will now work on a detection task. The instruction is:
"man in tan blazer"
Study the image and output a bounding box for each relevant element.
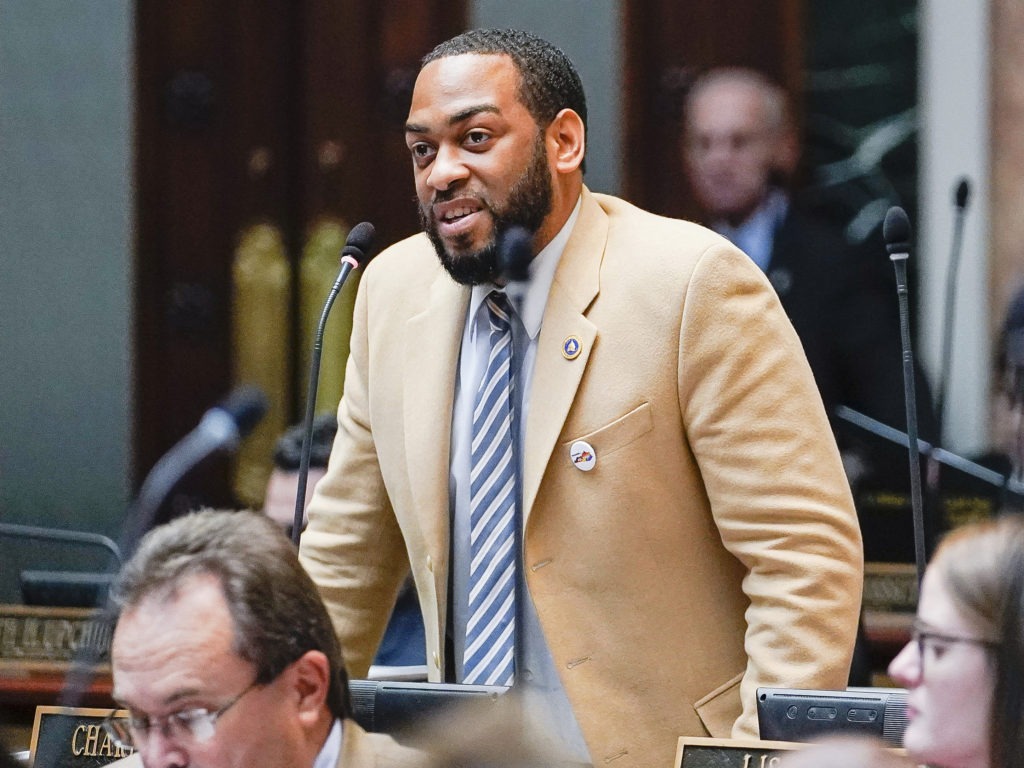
[103,511,423,768]
[300,29,863,768]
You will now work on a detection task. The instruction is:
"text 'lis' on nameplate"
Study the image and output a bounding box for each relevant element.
[676,737,802,768]
[675,737,906,768]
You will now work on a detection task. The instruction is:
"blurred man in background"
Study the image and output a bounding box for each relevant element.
[682,68,917,439]
[682,67,936,501]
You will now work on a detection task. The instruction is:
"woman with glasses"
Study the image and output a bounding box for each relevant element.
[888,514,1024,768]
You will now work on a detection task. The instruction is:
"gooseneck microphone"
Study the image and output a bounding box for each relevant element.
[935,177,971,446]
[292,222,378,544]
[124,386,268,556]
[498,225,533,285]
[59,386,268,709]
[883,206,927,585]
[496,225,534,689]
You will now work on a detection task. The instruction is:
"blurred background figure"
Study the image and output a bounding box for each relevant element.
[778,736,912,768]
[264,416,426,670]
[1,737,24,768]
[888,514,1024,768]
[263,413,338,535]
[680,67,942,575]
[680,67,936,483]
[986,285,1024,488]
[408,690,563,768]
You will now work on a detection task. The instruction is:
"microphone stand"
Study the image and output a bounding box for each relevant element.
[57,387,269,713]
[935,178,971,440]
[498,226,534,746]
[291,222,377,545]
[928,178,971,536]
[883,207,927,586]
[291,257,358,543]
[837,405,1024,505]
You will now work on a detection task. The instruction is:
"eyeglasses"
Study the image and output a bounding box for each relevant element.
[911,621,998,675]
[102,679,261,750]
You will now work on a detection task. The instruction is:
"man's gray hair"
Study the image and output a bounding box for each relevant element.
[684,67,793,137]
[111,509,351,718]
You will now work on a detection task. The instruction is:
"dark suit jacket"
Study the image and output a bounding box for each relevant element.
[766,207,938,561]
[767,208,913,431]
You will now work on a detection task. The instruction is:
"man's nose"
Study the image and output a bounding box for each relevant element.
[138,730,190,768]
[426,143,469,191]
[703,137,736,163]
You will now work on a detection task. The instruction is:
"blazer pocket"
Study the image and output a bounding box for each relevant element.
[564,401,653,457]
[693,671,743,738]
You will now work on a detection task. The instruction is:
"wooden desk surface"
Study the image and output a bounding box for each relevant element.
[0,668,114,707]
[0,668,115,753]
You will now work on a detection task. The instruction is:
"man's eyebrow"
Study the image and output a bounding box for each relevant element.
[111,685,202,713]
[405,104,501,134]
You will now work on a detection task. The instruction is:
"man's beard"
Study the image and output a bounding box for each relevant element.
[419,137,552,286]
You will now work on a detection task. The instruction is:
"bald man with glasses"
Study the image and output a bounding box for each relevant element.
[101,509,424,768]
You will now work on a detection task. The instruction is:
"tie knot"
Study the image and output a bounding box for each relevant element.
[484,291,513,334]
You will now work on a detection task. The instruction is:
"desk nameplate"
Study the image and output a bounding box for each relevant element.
[30,706,135,768]
[675,736,801,768]
[675,737,908,768]
[863,562,918,612]
[0,605,112,672]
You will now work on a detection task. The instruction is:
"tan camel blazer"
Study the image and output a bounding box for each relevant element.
[301,188,863,768]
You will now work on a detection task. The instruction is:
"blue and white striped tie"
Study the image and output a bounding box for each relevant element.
[464,291,517,686]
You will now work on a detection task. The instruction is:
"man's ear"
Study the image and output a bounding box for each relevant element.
[548,108,585,174]
[289,650,331,724]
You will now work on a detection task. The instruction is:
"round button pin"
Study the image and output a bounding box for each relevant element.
[562,336,582,360]
[570,440,596,471]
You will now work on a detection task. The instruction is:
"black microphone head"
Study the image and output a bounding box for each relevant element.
[341,221,378,264]
[498,225,533,283]
[217,386,268,439]
[883,206,911,255]
[955,177,971,210]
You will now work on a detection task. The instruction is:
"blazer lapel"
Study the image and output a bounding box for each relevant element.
[404,272,469,562]
[522,189,606,518]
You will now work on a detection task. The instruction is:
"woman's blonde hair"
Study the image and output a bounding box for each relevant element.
[930,514,1024,768]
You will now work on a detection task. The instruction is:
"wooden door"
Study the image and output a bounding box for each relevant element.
[133,2,466,513]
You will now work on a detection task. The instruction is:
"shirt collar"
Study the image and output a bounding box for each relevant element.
[312,718,342,768]
[712,188,789,271]
[469,195,583,339]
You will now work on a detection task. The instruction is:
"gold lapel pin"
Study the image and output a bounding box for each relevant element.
[562,336,582,360]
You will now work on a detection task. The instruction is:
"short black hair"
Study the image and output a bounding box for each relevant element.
[423,28,588,170]
[273,413,338,471]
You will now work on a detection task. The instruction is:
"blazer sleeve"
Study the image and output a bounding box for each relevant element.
[299,269,411,677]
[678,242,865,737]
